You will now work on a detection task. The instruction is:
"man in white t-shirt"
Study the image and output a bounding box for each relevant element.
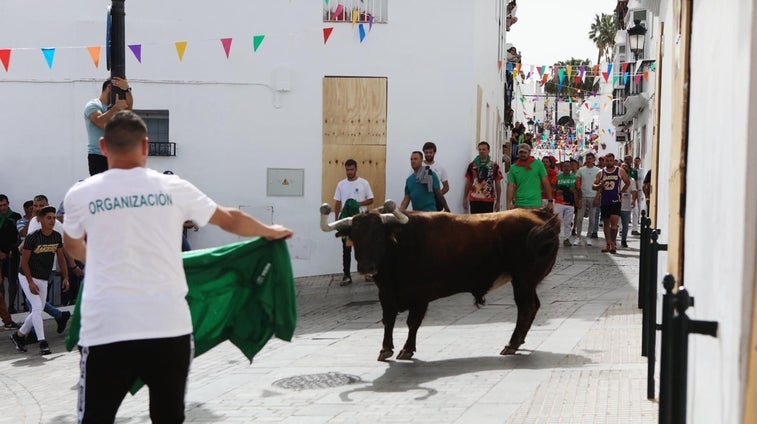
[333,159,374,286]
[574,153,602,246]
[421,142,449,196]
[63,110,293,423]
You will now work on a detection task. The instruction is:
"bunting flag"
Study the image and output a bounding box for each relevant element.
[0,49,10,71]
[566,65,573,80]
[592,64,599,77]
[634,74,642,86]
[323,27,334,44]
[574,75,582,86]
[253,35,265,52]
[87,46,101,68]
[220,38,233,58]
[175,41,187,61]
[612,74,619,87]
[128,44,142,63]
[536,66,543,77]
[621,62,628,74]
[650,62,657,71]
[498,60,503,71]
[541,73,549,86]
[623,72,629,84]
[606,63,613,77]
[352,9,358,28]
[643,71,649,81]
[579,65,586,81]
[526,71,532,80]
[358,23,366,42]
[369,15,374,31]
[41,48,55,69]
[568,96,572,104]
[558,68,565,84]
[325,0,329,4]
[602,72,609,83]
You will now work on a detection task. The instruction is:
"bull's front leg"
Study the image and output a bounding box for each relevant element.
[397,302,428,360]
[502,279,540,355]
[379,306,398,361]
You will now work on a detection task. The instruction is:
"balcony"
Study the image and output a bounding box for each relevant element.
[324,0,388,23]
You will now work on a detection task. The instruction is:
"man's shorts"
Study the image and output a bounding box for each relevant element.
[600,203,621,220]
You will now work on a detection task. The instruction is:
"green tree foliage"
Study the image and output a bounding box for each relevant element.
[588,13,616,65]
[542,58,595,97]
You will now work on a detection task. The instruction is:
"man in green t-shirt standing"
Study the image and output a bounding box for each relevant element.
[506,143,554,211]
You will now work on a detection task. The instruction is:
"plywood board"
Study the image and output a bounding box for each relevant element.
[746,247,757,424]
[666,0,692,283]
[321,145,387,208]
[323,77,387,146]
[322,77,387,209]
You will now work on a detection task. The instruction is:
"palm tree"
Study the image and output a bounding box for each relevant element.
[588,13,617,65]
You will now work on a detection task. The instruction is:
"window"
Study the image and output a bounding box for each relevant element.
[324,0,388,24]
[133,109,176,157]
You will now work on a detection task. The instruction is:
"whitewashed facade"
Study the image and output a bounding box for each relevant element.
[0,0,508,277]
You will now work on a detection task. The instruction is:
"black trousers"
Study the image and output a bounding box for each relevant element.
[1,253,20,311]
[341,238,351,276]
[78,334,193,424]
[470,201,495,214]
[88,154,108,176]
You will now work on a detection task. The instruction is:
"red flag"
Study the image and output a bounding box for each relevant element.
[323,27,334,44]
[0,49,11,71]
[220,38,233,58]
[621,62,628,74]
[602,72,609,82]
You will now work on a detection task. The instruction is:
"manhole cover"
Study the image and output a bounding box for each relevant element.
[272,372,362,391]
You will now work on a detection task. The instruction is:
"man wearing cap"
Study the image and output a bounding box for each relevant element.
[506,143,553,211]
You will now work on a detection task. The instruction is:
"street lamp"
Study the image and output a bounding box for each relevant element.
[627,19,647,61]
[527,118,534,133]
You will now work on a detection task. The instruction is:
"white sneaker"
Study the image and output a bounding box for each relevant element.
[586,238,593,246]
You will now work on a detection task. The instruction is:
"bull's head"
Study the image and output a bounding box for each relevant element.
[320,200,408,275]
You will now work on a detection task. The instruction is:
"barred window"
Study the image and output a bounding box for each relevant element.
[133,109,169,142]
[324,0,388,24]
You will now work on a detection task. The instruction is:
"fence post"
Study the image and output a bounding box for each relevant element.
[638,210,650,309]
[659,274,676,423]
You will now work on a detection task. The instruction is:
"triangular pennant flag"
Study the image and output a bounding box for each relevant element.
[220,38,232,58]
[175,41,187,62]
[253,35,265,52]
[87,46,101,68]
[128,44,142,63]
[558,68,566,83]
[369,15,374,31]
[621,62,628,74]
[526,71,532,80]
[41,48,55,69]
[541,74,549,86]
[623,72,629,84]
[352,9,358,28]
[566,65,573,80]
[612,75,619,86]
[323,27,334,44]
[643,71,649,81]
[593,64,599,77]
[358,23,366,42]
[325,0,329,4]
[634,74,642,86]
[601,72,609,83]
[650,62,657,71]
[520,97,525,103]
[498,60,503,71]
[579,65,586,80]
[606,63,613,77]
[568,96,573,104]
[0,49,11,71]
[575,75,582,86]
[536,66,543,77]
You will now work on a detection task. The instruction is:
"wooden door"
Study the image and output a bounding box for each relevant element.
[322,77,387,208]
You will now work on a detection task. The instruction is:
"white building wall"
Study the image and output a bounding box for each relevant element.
[656,0,757,422]
[0,0,503,277]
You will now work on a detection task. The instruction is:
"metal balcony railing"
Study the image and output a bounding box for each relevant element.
[148,142,176,157]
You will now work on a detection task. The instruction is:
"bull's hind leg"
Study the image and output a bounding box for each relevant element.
[501,279,541,355]
[397,302,428,360]
[379,306,398,361]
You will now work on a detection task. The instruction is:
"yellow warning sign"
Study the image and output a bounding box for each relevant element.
[282,179,289,185]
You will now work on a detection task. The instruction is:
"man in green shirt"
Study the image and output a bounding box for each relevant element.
[507,143,553,210]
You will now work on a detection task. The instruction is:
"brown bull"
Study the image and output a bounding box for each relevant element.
[320,201,560,361]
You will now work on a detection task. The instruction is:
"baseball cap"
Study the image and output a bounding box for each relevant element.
[517,143,531,154]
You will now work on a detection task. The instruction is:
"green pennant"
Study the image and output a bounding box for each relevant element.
[253,35,265,52]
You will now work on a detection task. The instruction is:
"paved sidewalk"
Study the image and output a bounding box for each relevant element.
[0,234,657,423]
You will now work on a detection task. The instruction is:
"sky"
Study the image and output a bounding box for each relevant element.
[506,0,617,67]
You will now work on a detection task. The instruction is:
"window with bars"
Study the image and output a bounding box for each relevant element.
[134,109,176,156]
[323,0,388,23]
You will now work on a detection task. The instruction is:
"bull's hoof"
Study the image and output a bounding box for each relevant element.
[396,349,415,360]
[377,349,394,361]
[500,345,518,355]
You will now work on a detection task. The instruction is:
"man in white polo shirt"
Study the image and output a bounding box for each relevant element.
[63,110,293,423]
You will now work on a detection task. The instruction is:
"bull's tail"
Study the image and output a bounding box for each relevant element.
[525,209,561,276]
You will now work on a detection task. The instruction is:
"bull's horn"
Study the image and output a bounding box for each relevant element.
[319,203,354,232]
[380,200,409,225]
